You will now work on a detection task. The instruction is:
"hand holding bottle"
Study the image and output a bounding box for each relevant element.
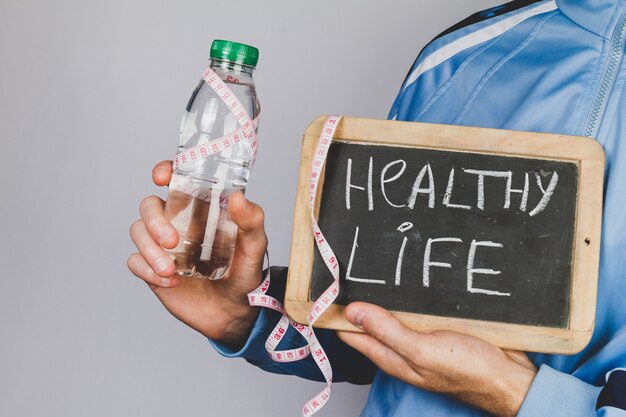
[127,161,268,344]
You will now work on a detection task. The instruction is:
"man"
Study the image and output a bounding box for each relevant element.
[129,0,626,415]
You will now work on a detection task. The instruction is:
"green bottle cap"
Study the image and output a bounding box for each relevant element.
[210,39,259,67]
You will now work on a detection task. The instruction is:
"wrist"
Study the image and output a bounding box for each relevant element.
[209,281,260,344]
[494,362,537,417]
[217,305,260,346]
[458,357,537,417]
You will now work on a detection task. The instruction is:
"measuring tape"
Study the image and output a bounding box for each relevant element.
[173,65,343,416]
[249,116,343,416]
[299,115,343,415]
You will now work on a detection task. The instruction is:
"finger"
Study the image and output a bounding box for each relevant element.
[337,331,421,385]
[129,219,176,277]
[139,195,178,248]
[152,160,173,186]
[127,252,179,288]
[345,302,423,359]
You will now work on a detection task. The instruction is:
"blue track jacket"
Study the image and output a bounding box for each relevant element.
[212,0,626,415]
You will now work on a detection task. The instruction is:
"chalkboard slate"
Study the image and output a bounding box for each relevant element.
[286,117,605,353]
[310,142,577,328]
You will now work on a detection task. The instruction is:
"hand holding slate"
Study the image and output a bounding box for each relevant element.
[339,302,538,417]
[127,161,267,345]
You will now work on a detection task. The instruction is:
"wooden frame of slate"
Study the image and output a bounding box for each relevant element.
[285,116,605,354]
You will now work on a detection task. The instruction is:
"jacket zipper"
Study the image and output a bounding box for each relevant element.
[584,10,626,138]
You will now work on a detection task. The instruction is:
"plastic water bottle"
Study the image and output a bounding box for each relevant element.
[164,40,260,280]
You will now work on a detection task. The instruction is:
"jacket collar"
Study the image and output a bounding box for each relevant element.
[557,0,626,39]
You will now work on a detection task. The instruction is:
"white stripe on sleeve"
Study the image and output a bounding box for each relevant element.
[402,0,558,92]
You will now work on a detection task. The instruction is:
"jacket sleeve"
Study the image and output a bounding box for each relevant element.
[517,366,626,417]
[208,266,377,385]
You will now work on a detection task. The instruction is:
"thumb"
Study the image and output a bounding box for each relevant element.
[229,192,265,233]
[152,160,173,186]
[345,302,417,357]
[222,192,268,293]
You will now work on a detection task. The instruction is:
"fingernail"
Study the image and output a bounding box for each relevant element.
[160,277,172,287]
[159,228,173,244]
[155,257,171,273]
[348,309,366,327]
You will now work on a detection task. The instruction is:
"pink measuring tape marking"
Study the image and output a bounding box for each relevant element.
[175,66,343,415]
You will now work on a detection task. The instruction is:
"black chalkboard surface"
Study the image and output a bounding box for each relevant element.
[310,142,577,328]
[286,117,604,353]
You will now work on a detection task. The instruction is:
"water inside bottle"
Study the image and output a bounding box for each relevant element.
[164,188,238,280]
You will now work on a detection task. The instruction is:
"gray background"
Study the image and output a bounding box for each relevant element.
[0,1,499,416]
